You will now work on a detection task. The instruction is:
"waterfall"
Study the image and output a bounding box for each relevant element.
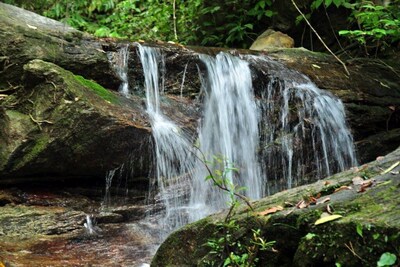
[246,55,358,192]
[137,45,195,234]
[108,44,129,96]
[108,45,357,236]
[189,53,262,221]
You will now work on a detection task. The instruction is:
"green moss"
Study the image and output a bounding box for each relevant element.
[74,75,118,104]
[14,135,49,169]
[296,209,322,229]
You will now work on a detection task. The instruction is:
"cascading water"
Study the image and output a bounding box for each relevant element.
[137,44,196,234]
[189,53,262,221]
[108,45,357,241]
[278,82,357,187]
[108,44,130,96]
[244,55,358,192]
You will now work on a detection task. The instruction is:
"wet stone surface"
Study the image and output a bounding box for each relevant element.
[0,186,157,267]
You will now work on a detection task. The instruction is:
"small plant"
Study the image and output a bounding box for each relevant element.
[197,152,275,266]
[339,2,400,50]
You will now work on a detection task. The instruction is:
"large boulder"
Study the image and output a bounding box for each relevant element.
[0,59,151,182]
[152,147,400,266]
[250,29,295,50]
[0,2,120,90]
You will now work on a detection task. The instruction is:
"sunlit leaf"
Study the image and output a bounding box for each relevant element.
[313,0,324,9]
[377,252,397,267]
[314,214,343,225]
[305,232,317,240]
[373,233,380,240]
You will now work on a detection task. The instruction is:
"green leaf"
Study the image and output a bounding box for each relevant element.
[313,0,324,9]
[356,223,363,238]
[265,10,275,17]
[295,15,304,25]
[333,0,342,8]
[325,0,333,8]
[377,252,397,267]
[305,233,317,240]
[244,23,253,30]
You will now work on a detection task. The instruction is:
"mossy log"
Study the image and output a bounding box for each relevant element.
[152,147,400,266]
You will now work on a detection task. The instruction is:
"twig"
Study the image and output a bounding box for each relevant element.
[0,82,21,93]
[323,5,351,58]
[376,59,400,78]
[47,81,57,89]
[46,81,58,102]
[0,62,15,74]
[172,0,178,41]
[345,242,365,263]
[180,62,189,98]
[291,0,350,76]
[29,113,54,131]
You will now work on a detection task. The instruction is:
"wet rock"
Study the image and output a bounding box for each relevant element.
[0,187,155,267]
[0,59,151,182]
[0,189,22,206]
[152,147,400,266]
[97,212,124,224]
[0,204,85,238]
[111,205,149,221]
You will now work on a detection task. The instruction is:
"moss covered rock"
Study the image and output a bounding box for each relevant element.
[0,2,120,91]
[152,147,400,266]
[0,59,151,182]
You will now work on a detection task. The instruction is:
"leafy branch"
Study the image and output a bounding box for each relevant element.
[193,147,254,212]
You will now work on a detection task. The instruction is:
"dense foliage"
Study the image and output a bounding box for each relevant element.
[2,0,399,54]
[303,0,400,54]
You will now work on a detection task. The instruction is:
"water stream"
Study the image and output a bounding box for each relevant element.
[137,44,196,235]
[107,45,357,260]
[189,53,262,221]
[108,44,130,96]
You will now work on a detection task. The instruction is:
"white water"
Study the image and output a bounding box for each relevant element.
[189,53,262,220]
[137,45,195,234]
[108,44,130,96]
[246,54,358,191]
[109,46,357,236]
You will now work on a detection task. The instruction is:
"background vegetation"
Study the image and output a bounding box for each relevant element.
[2,0,399,56]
